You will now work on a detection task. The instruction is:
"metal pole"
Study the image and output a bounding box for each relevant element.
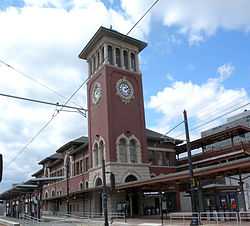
[102,158,109,226]
[66,160,70,215]
[183,110,199,226]
[160,193,163,226]
[239,173,247,211]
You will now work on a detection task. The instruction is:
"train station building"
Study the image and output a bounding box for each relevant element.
[1,27,250,219]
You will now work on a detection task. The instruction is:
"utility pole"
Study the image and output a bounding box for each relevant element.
[66,158,70,215]
[183,110,199,226]
[102,158,109,226]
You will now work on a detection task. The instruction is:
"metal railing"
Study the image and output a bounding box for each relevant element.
[40,211,126,225]
[169,211,250,225]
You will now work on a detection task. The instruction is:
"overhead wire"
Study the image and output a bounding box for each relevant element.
[6,77,89,167]
[0,58,84,109]
[5,0,161,167]
[0,92,87,113]
[174,102,250,140]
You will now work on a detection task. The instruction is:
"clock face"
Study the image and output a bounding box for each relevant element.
[92,82,102,105]
[116,78,134,103]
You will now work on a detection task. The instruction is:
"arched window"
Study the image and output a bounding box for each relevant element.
[119,138,127,163]
[80,182,84,190]
[108,45,113,65]
[129,139,137,163]
[93,143,98,167]
[115,48,121,67]
[125,175,138,183]
[123,50,128,69]
[51,190,55,197]
[130,52,136,71]
[99,140,104,163]
[95,177,102,187]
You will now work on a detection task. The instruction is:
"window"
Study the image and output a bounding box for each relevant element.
[125,175,137,183]
[123,50,128,69]
[119,138,127,162]
[86,157,89,171]
[97,52,100,68]
[99,140,104,163]
[94,143,98,167]
[129,139,137,163]
[101,46,104,63]
[76,161,80,175]
[93,56,96,71]
[108,45,113,65]
[80,182,84,190]
[130,52,136,71]
[95,177,102,187]
[80,160,83,174]
[115,48,121,67]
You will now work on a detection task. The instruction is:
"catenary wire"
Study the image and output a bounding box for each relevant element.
[6,77,89,167]
[0,58,84,109]
[174,102,250,140]
[0,92,87,113]
[126,0,160,36]
[5,0,160,167]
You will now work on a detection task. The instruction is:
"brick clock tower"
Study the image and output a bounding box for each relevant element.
[79,27,151,188]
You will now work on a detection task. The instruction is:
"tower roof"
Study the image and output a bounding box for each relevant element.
[79,26,147,59]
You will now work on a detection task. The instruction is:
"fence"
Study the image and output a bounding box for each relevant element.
[169,211,250,225]
[19,211,125,226]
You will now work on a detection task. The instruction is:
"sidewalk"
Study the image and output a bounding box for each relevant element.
[111,218,250,226]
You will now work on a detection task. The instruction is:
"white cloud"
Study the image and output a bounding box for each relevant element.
[148,68,249,139]
[129,0,250,44]
[0,0,142,191]
[217,63,235,81]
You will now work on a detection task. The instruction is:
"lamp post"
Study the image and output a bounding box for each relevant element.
[66,156,70,215]
[102,157,109,226]
[183,110,199,226]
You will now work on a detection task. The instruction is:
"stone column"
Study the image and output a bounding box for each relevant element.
[135,52,140,72]
[128,50,131,71]
[128,193,133,217]
[121,49,125,69]
[113,46,117,66]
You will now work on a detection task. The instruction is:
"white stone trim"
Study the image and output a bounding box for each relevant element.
[116,133,142,164]
[148,146,176,152]
[92,136,106,168]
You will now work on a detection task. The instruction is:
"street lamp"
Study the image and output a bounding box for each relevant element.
[183,110,199,226]
[102,157,109,226]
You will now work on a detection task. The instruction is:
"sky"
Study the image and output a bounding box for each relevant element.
[0,0,250,191]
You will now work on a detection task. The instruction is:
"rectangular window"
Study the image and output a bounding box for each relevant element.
[123,50,128,69]
[80,160,83,173]
[115,48,121,67]
[108,45,113,65]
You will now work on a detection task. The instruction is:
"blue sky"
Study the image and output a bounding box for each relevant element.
[0,0,249,190]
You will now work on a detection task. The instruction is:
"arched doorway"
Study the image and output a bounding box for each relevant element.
[124,175,139,216]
